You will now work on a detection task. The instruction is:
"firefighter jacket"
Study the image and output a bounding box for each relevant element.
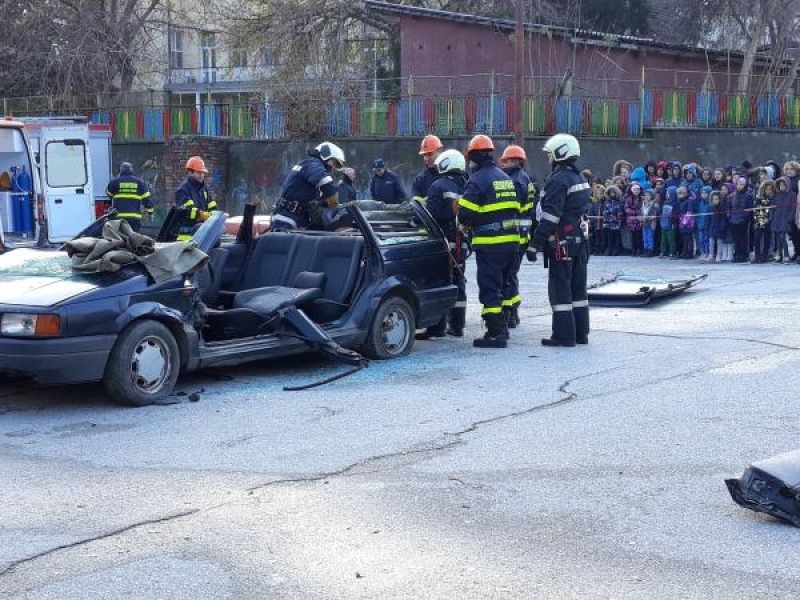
[426,172,467,241]
[370,169,407,205]
[531,162,590,251]
[274,157,340,228]
[458,160,520,250]
[412,166,438,199]
[175,177,216,239]
[504,166,536,246]
[106,174,152,221]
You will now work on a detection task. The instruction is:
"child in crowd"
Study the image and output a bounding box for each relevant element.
[677,185,696,258]
[700,167,714,188]
[659,185,679,258]
[695,185,712,260]
[707,190,727,261]
[771,176,794,262]
[588,183,605,255]
[728,176,753,262]
[683,163,703,195]
[711,168,727,190]
[665,162,684,190]
[623,182,643,255]
[602,185,624,256]
[752,179,774,263]
[640,188,659,257]
[718,183,735,261]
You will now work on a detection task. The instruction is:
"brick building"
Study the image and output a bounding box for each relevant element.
[365,0,756,101]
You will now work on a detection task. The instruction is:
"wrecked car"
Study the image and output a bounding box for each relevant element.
[0,201,458,406]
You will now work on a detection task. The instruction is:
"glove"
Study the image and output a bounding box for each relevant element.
[525,248,537,262]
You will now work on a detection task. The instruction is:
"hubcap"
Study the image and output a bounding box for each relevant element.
[382,309,410,354]
[130,335,171,392]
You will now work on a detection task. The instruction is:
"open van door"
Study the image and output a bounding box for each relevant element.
[39,125,94,243]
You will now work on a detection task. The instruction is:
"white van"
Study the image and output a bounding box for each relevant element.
[0,118,41,249]
[0,116,112,250]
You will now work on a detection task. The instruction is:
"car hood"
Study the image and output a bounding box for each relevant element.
[0,249,101,307]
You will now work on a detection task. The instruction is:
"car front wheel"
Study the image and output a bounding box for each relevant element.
[362,296,415,359]
[104,320,180,406]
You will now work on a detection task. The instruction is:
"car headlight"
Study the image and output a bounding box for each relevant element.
[1,313,61,337]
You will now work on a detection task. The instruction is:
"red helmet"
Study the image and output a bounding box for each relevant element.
[467,134,494,153]
[185,156,208,174]
[419,134,443,155]
[500,145,527,162]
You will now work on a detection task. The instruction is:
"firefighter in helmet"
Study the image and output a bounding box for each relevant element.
[458,134,520,348]
[412,134,444,200]
[106,161,152,232]
[417,148,469,339]
[498,144,537,328]
[175,156,217,241]
[272,141,345,231]
[529,133,591,347]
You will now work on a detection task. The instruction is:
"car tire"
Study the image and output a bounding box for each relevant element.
[104,320,180,407]
[362,296,415,359]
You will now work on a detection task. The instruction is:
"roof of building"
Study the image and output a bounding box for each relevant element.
[364,0,740,60]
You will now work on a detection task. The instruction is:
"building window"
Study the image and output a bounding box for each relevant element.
[169,29,184,69]
[201,32,217,83]
[231,49,248,68]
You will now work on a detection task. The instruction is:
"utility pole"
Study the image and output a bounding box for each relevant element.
[514,0,524,145]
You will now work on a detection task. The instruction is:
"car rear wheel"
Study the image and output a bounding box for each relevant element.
[362,296,415,359]
[104,320,180,406]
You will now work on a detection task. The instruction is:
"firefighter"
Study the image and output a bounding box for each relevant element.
[105,161,152,232]
[272,142,345,231]
[499,144,537,329]
[530,133,591,347]
[175,156,217,241]
[412,134,444,200]
[458,134,520,348]
[417,148,469,339]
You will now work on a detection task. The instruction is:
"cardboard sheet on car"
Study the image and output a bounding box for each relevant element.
[587,273,707,307]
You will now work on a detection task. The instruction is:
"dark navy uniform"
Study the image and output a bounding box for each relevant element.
[106,173,152,232]
[503,166,537,323]
[531,162,591,346]
[369,170,407,205]
[459,160,520,346]
[175,178,216,240]
[411,166,437,199]
[425,171,469,336]
[272,157,339,230]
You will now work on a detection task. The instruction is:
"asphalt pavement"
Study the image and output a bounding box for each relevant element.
[1,255,799,599]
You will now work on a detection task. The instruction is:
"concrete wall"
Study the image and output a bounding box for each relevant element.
[114,129,800,221]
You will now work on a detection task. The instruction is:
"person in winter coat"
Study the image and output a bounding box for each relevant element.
[728,175,753,262]
[602,185,624,256]
[655,160,670,181]
[770,176,794,262]
[677,185,696,258]
[700,167,714,188]
[659,185,679,258]
[664,162,685,191]
[645,161,658,185]
[696,185,712,260]
[613,159,633,184]
[707,190,727,261]
[369,158,407,205]
[752,179,775,263]
[588,183,605,255]
[711,168,727,190]
[783,161,800,260]
[623,182,644,256]
[640,188,659,257]
[683,163,703,195]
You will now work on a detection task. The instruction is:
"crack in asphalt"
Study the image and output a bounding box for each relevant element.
[0,508,200,577]
[597,329,800,351]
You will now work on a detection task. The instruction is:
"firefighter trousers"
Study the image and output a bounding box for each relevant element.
[547,251,590,343]
[476,246,518,319]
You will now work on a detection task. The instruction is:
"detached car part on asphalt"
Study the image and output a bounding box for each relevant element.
[726,449,800,527]
[0,201,458,406]
[587,273,707,307]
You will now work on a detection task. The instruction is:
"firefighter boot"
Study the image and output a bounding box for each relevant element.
[416,316,446,340]
[511,305,521,326]
[504,307,517,330]
[473,313,508,348]
[447,306,466,337]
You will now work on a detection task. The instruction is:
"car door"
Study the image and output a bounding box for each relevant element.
[41,127,94,243]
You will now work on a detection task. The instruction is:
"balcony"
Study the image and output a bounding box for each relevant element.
[165,66,275,93]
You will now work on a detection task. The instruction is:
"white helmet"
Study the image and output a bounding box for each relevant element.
[542,133,580,162]
[434,149,466,174]
[315,142,345,166]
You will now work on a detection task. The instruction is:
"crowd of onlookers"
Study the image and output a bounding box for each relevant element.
[583,159,800,263]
